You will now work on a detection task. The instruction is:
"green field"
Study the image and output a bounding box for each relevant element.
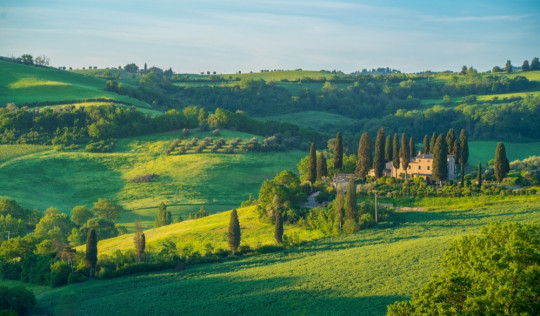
[0,130,305,229]
[30,195,540,315]
[259,110,357,131]
[468,141,540,165]
[0,60,150,108]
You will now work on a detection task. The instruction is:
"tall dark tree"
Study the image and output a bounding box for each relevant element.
[308,143,317,184]
[373,128,385,178]
[409,136,416,158]
[453,139,461,182]
[356,133,372,179]
[494,142,510,185]
[85,229,97,278]
[317,152,327,180]
[429,132,437,155]
[504,60,513,73]
[446,128,456,156]
[399,133,410,179]
[154,202,172,228]
[522,60,530,72]
[228,209,241,255]
[422,135,429,154]
[334,132,343,172]
[274,211,283,244]
[134,220,145,262]
[392,134,400,177]
[531,57,540,71]
[335,190,344,233]
[345,178,357,221]
[477,162,482,189]
[459,129,469,187]
[432,135,448,185]
[385,135,393,162]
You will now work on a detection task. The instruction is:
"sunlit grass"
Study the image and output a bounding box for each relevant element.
[468,141,540,165]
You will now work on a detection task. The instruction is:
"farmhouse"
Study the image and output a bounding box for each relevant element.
[331,173,357,190]
[369,152,456,180]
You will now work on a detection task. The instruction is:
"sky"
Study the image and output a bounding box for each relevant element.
[1,0,539,74]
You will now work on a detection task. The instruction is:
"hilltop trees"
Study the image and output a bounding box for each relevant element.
[505,60,513,73]
[494,142,510,184]
[85,229,97,278]
[522,60,530,72]
[308,143,317,184]
[373,128,385,178]
[334,132,343,172]
[228,209,241,255]
[531,57,540,71]
[399,133,410,179]
[124,63,139,73]
[356,133,372,179]
[432,135,448,184]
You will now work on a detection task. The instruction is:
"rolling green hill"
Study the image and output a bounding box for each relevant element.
[0,60,151,108]
[31,195,540,315]
[0,130,305,229]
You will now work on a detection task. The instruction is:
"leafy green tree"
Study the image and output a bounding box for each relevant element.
[34,212,74,243]
[409,136,416,158]
[228,209,241,255]
[20,54,33,65]
[0,285,36,315]
[399,133,410,179]
[92,198,123,221]
[343,178,358,233]
[505,59,513,73]
[388,222,540,315]
[492,65,502,73]
[70,205,93,226]
[356,133,372,179]
[124,63,139,73]
[333,132,343,172]
[392,134,400,176]
[432,134,448,184]
[274,211,283,245]
[334,190,344,233]
[446,128,455,156]
[531,57,540,70]
[134,220,145,262]
[308,143,317,184]
[522,60,530,71]
[373,128,385,178]
[477,162,482,189]
[85,229,97,278]
[316,152,327,180]
[460,65,467,75]
[0,214,26,240]
[494,142,510,184]
[154,202,172,228]
[459,129,469,186]
[429,132,437,155]
[0,199,28,222]
[384,135,392,162]
[422,135,429,154]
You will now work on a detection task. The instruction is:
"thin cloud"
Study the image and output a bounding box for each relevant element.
[426,15,529,23]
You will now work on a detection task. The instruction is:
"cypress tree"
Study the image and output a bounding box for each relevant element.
[334,132,343,172]
[423,135,429,154]
[345,177,357,221]
[373,128,385,178]
[522,60,530,72]
[531,57,540,71]
[504,60,513,73]
[453,139,461,182]
[134,220,145,262]
[85,229,97,278]
[446,128,456,156]
[356,133,372,179]
[429,132,437,154]
[392,134,400,177]
[308,143,317,184]
[228,209,241,255]
[154,202,172,227]
[432,135,448,185]
[385,135,392,162]
[317,152,327,180]
[494,142,510,184]
[409,136,416,158]
[399,133,410,179]
[274,211,283,244]
[459,129,469,186]
[477,162,482,189]
[335,190,344,233]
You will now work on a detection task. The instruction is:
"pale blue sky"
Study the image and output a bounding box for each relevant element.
[1,0,539,73]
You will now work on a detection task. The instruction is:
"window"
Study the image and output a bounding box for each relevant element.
[408,165,411,169]
[427,166,430,170]
[418,166,421,170]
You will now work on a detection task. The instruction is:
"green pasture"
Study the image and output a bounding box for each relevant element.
[0,60,150,108]
[0,131,305,229]
[34,196,540,315]
[468,141,540,165]
[259,110,357,131]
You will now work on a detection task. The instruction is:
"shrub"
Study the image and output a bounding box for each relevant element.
[130,174,159,183]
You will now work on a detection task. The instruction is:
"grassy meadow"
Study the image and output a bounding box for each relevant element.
[259,110,357,131]
[32,195,540,315]
[0,130,306,230]
[0,60,150,108]
[468,140,540,165]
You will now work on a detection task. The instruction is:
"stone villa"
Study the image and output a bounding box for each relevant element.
[370,152,456,181]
